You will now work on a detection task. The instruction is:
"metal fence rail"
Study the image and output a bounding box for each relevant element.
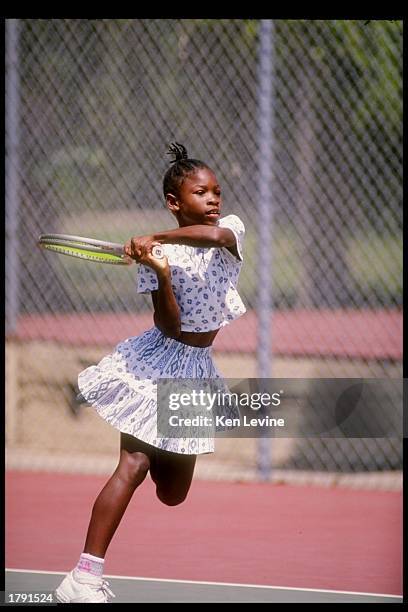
[5,19,403,478]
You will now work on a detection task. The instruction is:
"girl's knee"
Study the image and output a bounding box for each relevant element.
[119,451,150,486]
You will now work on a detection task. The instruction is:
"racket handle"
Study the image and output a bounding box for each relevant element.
[151,245,164,259]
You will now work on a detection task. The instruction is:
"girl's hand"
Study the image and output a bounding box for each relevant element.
[124,235,153,259]
[124,236,169,274]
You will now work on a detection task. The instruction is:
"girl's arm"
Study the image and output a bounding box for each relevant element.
[132,244,181,339]
[126,225,239,259]
[153,225,235,248]
[151,270,181,339]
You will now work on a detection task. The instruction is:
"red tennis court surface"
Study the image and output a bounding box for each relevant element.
[10,308,402,360]
[6,470,402,596]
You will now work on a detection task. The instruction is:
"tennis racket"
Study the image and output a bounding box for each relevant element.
[38,233,164,265]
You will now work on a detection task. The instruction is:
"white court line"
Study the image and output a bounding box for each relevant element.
[5,568,402,600]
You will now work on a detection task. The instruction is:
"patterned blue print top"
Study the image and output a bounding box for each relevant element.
[137,214,246,332]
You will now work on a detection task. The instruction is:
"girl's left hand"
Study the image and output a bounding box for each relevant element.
[124,235,153,260]
[124,235,169,273]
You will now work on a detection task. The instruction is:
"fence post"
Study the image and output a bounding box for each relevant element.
[6,18,22,335]
[257,19,275,481]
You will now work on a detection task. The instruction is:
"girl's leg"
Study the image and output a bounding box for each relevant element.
[83,433,154,558]
[150,448,197,506]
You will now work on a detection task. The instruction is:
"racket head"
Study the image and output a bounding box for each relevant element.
[38,234,132,265]
[38,234,164,264]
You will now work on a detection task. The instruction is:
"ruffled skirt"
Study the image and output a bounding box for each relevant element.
[78,326,229,455]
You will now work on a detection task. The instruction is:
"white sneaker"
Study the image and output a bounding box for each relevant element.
[55,569,116,603]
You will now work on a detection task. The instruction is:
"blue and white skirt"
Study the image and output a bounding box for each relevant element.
[78,326,233,455]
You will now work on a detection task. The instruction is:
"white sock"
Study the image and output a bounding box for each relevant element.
[76,552,104,578]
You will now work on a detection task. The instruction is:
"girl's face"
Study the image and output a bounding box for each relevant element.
[167,167,222,226]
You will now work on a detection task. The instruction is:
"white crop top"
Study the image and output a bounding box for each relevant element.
[137,214,246,332]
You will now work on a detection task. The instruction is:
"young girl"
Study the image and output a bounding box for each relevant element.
[55,143,246,603]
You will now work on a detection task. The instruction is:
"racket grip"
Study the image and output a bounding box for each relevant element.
[151,245,164,259]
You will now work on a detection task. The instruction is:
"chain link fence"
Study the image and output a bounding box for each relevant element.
[5,19,403,483]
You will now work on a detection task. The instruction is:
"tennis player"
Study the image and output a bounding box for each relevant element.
[55,143,246,603]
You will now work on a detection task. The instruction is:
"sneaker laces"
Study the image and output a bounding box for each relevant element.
[96,579,116,602]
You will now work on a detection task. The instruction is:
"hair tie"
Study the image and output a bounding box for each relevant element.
[167,142,189,164]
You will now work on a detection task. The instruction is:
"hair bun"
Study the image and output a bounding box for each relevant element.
[167,142,188,164]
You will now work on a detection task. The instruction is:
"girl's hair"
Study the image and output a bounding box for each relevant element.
[162,142,211,198]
